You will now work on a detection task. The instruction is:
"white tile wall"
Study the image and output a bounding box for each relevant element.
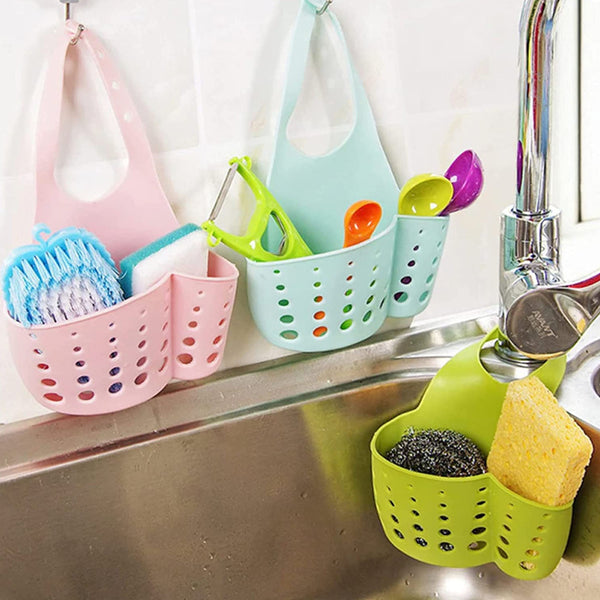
[0,0,528,422]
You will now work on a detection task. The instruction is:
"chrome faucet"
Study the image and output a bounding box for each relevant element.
[495,0,600,362]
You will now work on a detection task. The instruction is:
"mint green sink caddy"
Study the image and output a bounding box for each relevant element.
[245,0,449,352]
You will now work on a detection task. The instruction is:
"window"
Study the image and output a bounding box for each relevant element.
[552,0,600,280]
[579,0,600,222]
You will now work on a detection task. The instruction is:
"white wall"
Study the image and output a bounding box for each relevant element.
[0,0,530,423]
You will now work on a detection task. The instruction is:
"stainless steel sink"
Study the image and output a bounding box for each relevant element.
[1,309,599,599]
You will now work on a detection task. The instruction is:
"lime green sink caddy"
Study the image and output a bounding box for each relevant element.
[371,328,571,580]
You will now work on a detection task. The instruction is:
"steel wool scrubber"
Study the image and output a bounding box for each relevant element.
[3,224,123,327]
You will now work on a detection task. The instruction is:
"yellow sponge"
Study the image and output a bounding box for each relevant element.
[487,376,593,507]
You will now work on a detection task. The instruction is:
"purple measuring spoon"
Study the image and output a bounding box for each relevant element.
[439,150,484,216]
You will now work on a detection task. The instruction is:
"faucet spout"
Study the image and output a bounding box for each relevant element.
[498,0,567,361]
[516,0,563,216]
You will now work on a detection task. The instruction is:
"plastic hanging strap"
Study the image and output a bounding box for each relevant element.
[36,22,155,184]
[33,20,180,262]
[413,327,567,455]
[267,0,399,253]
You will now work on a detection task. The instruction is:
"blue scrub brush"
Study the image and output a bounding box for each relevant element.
[3,224,123,327]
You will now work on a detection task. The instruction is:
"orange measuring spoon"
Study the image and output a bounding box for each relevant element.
[343,200,382,248]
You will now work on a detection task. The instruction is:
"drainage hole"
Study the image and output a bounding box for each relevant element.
[468,541,487,551]
[134,373,148,385]
[281,330,299,340]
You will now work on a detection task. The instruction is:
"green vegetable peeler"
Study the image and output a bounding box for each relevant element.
[202,157,312,262]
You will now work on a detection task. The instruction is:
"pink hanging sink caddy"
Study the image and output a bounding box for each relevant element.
[6,257,237,416]
[5,21,239,415]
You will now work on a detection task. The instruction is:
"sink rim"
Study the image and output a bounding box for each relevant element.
[5,305,600,484]
[0,308,498,482]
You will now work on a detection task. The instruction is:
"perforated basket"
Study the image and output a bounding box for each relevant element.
[370,329,571,580]
[246,220,396,352]
[6,252,238,415]
[246,215,449,352]
[388,215,449,318]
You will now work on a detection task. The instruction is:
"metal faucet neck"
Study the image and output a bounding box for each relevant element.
[497,0,566,363]
[516,0,563,216]
[498,0,600,361]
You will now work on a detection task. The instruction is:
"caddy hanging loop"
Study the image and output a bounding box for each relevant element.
[316,0,332,15]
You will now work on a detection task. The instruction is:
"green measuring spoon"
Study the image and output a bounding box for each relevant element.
[398,173,454,216]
